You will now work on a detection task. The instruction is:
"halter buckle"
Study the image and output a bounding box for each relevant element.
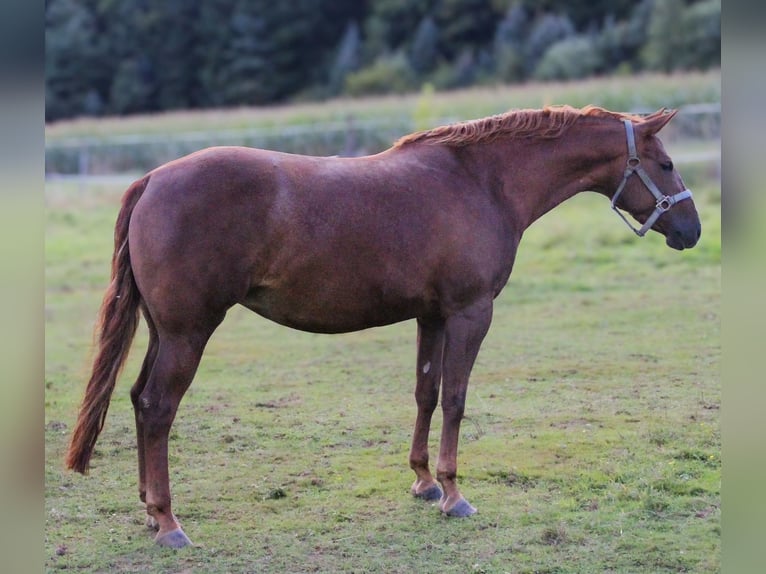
[655,195,673,212]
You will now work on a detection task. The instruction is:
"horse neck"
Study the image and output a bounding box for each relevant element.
[463,122,623,231]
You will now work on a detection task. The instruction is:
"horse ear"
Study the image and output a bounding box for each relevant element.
[640,108,678,135]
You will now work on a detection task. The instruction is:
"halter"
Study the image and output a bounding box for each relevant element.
[610,119,693,237]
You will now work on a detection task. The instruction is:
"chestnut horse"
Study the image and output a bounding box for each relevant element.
[66,105,700,547]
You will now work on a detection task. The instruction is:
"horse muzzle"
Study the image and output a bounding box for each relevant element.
[665,220,701,250]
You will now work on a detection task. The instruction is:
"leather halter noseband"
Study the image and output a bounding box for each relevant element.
[610,119,693,237]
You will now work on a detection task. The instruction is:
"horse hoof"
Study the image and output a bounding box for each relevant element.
[413,484,443,502]
[155,528,193,549]
[443,498,477,518]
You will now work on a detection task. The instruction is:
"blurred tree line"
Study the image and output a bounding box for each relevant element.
[45,0,720,122]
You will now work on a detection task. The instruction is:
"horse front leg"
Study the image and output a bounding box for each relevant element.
[409,318,445,501]
[437,299,493,517]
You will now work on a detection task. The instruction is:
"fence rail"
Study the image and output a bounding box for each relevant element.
[45,103,720,178]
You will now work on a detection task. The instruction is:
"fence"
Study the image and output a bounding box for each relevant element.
[45,103,720,178]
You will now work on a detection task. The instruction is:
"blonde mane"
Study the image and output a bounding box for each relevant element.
[394,105,640,148]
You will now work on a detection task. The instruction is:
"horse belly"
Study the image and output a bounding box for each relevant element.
[241,276,432,334]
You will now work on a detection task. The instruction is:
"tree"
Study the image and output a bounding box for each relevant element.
[222,4,272,104]
[363,0,432,59]
[200,0,318,105]
[524,13,575,75]
[44,0,719,121]
[678,0,721,70]
[344,52,415,96]
[45,0,103,120]
[410,16,440,74]
[495,4,528,52]
[328,21,362,95]
[519,0,635,30]
[109,58,154,115]
[642,0,685,72]
[433,0,502,60]
[493,4,529,82]
[195,0,238,107]
[534,35,602,81]
[151,1,201,110]
[101,0,190,115]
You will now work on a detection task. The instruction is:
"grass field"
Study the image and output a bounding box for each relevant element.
[44,138,720,573]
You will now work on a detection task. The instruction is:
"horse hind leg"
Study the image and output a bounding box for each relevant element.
[138,322,220,548]
[130,305,158,528]
[409,318,445,502]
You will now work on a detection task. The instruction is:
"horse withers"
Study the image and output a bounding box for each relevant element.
[66,105,700,547]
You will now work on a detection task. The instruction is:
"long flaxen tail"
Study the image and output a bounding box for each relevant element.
[65,176,150,474]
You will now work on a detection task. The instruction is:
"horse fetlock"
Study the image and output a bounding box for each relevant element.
[145,513,159,531]
[411,480,443,501]
[144,502,173,522]
[435,468,457,484]
[144,503,160,517]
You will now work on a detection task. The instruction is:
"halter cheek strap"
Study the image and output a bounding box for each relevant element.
[610,119,693,237]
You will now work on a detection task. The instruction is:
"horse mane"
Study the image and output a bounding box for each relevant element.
[394,105,641,148]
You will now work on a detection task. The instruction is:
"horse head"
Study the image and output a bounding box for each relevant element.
[609,109,701,250]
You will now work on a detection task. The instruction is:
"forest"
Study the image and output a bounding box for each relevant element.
[45,0,720,122]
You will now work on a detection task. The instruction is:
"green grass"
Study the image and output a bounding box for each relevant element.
[45,160,719,571]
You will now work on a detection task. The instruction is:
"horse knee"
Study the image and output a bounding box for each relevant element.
[409,451,429,470]
[415,392,438,413]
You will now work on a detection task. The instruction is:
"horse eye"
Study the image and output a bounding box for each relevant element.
[661,161,674,171]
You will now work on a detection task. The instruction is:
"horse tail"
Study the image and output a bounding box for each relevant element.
[66,175,150,474]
